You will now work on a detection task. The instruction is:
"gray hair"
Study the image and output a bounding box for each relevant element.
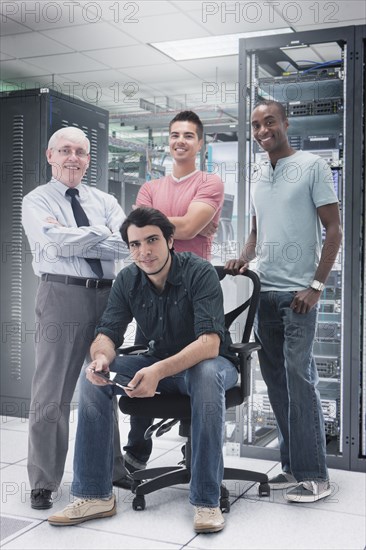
[48,127,90,153]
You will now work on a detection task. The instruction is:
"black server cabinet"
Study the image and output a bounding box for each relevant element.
[0,88,109,418]
[351,25,366,473]
[236,26,365,472]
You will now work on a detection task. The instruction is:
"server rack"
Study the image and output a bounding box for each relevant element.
[351,25,366,472]
[236,26,365,471]
[0,88,109,418]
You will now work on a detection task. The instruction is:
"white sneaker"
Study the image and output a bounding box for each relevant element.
[286,480,331,503]
[48,495,116,526]
[193,506,225,533]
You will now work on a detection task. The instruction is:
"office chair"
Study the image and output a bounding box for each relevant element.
[118,267,270,511]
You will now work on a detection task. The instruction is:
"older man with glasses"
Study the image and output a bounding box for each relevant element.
[22,127,128,510]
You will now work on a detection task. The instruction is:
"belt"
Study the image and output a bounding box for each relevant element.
[41,273,113,288]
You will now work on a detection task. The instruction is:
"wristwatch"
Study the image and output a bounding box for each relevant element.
[310,280,325,292]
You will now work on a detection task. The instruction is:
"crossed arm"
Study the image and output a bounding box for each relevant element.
[168,201,218,239]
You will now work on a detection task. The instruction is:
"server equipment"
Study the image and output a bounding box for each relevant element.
[233,26,365,472]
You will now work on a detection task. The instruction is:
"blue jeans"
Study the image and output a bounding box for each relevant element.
[72,354,238,507]
[123,326,153,467]
[254,291,328,482]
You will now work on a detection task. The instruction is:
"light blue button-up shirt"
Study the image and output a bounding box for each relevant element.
[22,178,128,278]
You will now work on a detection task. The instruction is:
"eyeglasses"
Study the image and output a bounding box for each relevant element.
[53,147,89,158]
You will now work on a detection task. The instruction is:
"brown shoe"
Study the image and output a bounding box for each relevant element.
[193,506,225,533]
[48,496,116,526]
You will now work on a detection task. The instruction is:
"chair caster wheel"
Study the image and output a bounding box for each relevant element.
[132,495,146,510]
[220,497,230,513]
[259,483,270,497]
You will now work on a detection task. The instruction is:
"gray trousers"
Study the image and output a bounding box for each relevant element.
[27,279,127,490]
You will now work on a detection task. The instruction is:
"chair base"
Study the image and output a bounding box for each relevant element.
[130,464,270,511]
[133,466,191,496]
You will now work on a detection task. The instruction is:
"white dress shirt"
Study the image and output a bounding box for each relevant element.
[22,178,127,278]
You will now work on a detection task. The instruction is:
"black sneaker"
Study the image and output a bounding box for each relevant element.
[31,489,53,509]
[112,473,134,490]
[268,472,298,490]
[112,458,140,490]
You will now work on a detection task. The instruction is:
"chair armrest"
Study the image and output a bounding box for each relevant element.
[229,342,261,402]
[229,342,261,357]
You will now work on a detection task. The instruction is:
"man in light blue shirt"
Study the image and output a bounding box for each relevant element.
[22,127,128,510]
[226,100,342,503]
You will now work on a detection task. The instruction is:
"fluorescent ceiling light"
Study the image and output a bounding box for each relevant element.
[151,29,293,61]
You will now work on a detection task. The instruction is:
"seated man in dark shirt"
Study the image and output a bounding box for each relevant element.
[48,207,238,534]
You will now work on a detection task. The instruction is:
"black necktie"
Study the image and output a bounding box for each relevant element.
[66,188,103,279]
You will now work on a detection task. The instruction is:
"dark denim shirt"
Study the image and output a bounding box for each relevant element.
[95,252,237,366]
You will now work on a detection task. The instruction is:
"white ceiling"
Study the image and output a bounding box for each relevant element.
[1,0,365,134]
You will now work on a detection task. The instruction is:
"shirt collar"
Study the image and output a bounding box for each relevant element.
[171,169,198,182]
[50,177,85,197]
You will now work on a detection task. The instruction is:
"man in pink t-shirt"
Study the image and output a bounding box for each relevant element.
[136,110,224,260]
[113,112,225,490]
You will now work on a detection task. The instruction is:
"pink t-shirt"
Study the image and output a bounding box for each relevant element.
[136,171,224,259]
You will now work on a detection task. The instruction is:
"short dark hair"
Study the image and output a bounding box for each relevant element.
[120,207,175,246]
[253,100,287,120]
[169,110,204,140]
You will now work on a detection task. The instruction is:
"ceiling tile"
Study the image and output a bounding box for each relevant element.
[1,0,97,30]
[0,16,33,35]
[19,52,108,73]
[0,59,49,80]
[0,52,14,61]
[59,69,140,108]
[0,0,365,123]
[122,63,201,83]
[179,56,238,80]
[42,22,138,50]
[148,79,206,95]
[273,0,365,28]
[1,32,73,58]
[110,12,210,42]
[294,19,365,31]
[99,0,180,21]
[60,69,131,85]
[171,1,207,12]
[85,44,171,69]
[185,2,289,35]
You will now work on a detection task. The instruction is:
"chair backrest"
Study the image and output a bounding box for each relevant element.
[214,266,260,345]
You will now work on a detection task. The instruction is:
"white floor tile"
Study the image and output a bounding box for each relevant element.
[1,414,365,550]
[184,495,366,550]
[1,514,43,546]
[0,463,68,520]
[82,487,200,545]
[242,467,366,517]
[1,415,20,427]
[0,430,28,463]
[2,520,183,549]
